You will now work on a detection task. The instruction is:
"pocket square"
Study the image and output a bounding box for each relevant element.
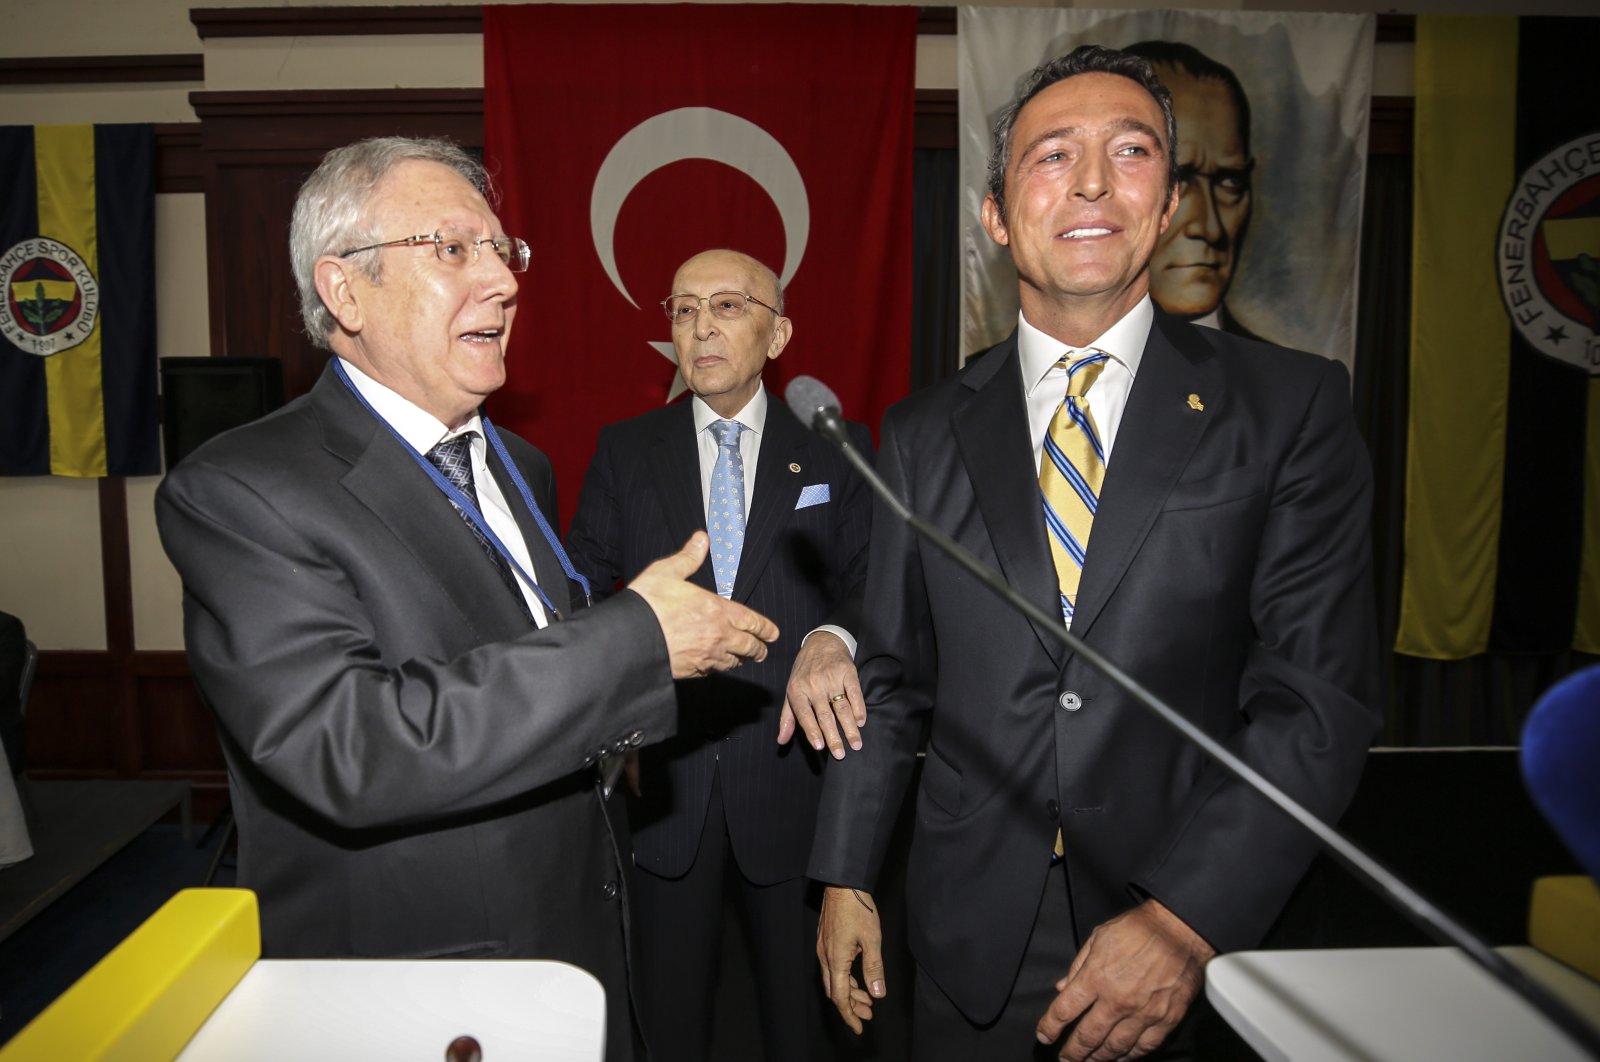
[795,484,830,509]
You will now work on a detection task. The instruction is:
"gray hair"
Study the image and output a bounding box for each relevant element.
[985,45,1179,225]
[289,136,491,348]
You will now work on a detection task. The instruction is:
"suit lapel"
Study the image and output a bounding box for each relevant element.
[647,401,717,593]
[952,337,1071,670]
[488,444,571,619]
[733,394,807,603]
[313,366,534,637]
[1070,314,1221,639]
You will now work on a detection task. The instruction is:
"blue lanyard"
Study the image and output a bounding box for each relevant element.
[333,359,592,617]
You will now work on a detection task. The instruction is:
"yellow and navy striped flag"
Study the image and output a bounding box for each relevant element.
[0,124,158,477]
[1399,16,1600,658]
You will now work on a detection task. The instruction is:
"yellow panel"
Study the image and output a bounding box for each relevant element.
[1396,16,1518,659]
[1529,876,1600,983]
[33,123,107,478]
[0,889,259,1061]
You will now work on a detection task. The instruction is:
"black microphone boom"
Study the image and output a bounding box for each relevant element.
[783,375,1600,1059]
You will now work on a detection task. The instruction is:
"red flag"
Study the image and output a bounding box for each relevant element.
[483,4,916,527]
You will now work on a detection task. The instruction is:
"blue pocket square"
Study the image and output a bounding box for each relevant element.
[795,484,830,509]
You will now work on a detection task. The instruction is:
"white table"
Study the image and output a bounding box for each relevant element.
[1207,946,1600,1061]
[177,958,606,1061]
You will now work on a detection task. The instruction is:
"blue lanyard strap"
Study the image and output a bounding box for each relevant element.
[332,360,590,618]
[480,415,592,604]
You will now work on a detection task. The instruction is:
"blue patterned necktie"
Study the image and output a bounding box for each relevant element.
[425,433,536,625]
[708,419,747,599]
[1039,350,1110,629]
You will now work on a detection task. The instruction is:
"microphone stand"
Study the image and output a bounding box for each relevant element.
[807,406,1600,1060]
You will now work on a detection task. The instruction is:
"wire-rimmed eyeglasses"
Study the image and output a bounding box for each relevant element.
[339,230,531,273]
[661,291,780,325]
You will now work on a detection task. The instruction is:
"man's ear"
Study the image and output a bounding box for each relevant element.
[1158,181,1181,235]
[980,193,1010,248]
[313,256,364,335]
[767,315,793,361]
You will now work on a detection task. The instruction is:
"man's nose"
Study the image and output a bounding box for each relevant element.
[476,251,519,300]
[693,303,719,341]
[1072,152,1110,201]
[1184,178,1226,246]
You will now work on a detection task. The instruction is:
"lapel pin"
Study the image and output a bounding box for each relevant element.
[789,462,802,473]
[1187,393,1205,412]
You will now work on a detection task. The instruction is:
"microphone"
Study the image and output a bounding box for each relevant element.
[784,375,1600,1059]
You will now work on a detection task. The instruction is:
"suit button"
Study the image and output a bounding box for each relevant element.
[601,880,618,901]
[1046,799,1060,818]
[1058,691,1082,712]
[627,730,645,747]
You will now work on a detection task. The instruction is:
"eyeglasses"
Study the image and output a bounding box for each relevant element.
[661,291,780,325]
[339,230,531,273]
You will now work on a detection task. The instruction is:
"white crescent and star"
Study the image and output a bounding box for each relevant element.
[589,107,810,401]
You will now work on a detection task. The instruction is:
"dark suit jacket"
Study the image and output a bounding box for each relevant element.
[808,314,1381,1024]
[156,364,679,1061]
[566,393,872,885]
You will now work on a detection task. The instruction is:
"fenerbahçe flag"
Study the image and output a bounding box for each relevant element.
[0,124,158,477]
[483,5,916,528]
[1399,16,1600,658]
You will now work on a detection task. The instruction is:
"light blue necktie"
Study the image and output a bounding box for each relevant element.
[708,419,747,599]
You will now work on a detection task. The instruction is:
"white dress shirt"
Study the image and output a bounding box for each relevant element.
[339,358,549,627]
[691,388,766,515]
[1017,295,1155,474]
[690,387,855,657]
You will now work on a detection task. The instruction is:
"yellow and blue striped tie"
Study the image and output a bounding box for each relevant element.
[1039,351,1109,628]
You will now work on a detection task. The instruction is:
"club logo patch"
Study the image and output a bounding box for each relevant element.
[1497,132,1600,374]
[1,237,100,357]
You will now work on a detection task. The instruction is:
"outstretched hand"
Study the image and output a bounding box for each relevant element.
[629,532,778,678]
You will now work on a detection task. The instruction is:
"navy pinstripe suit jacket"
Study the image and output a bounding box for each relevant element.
[566,391,872,884]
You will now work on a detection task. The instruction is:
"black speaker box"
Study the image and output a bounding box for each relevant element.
[160,356,286,470]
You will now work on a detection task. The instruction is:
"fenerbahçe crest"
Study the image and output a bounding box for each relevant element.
[1,236,100,357]
[1497,132,1600,374]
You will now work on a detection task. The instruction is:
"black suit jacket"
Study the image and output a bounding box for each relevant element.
[156,364,679,1061]
[808,314,1381,1023]
[566,393,872,884]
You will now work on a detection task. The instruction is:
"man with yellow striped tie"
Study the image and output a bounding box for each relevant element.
[809,45,1380,1061]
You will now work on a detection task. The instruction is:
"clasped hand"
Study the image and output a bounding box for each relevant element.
[779,631,865,759]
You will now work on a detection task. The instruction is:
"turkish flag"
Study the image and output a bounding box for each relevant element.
[483,4,916,527]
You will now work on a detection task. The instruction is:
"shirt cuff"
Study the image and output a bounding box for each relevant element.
[803,625,857,658]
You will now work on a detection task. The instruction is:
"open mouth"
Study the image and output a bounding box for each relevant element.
[1061,227,1115,239]
[459,327,504,343]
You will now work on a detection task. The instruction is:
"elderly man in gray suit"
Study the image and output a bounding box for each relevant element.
[156,136,777,1062]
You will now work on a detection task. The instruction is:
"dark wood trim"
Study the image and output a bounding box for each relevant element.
[155,123,204,195]
[34,650,118,680]
[188,88,485,128]
[1370,96,1415,157]
[129,650,198,677]
[915,89,957,152]
[0,54,203,86]
[96,478,140,776]
[918,7,955,36]
[188,5,1406,44]
[97,479,132,660]
[191,5,481,38]
[1377,14,1416,44]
